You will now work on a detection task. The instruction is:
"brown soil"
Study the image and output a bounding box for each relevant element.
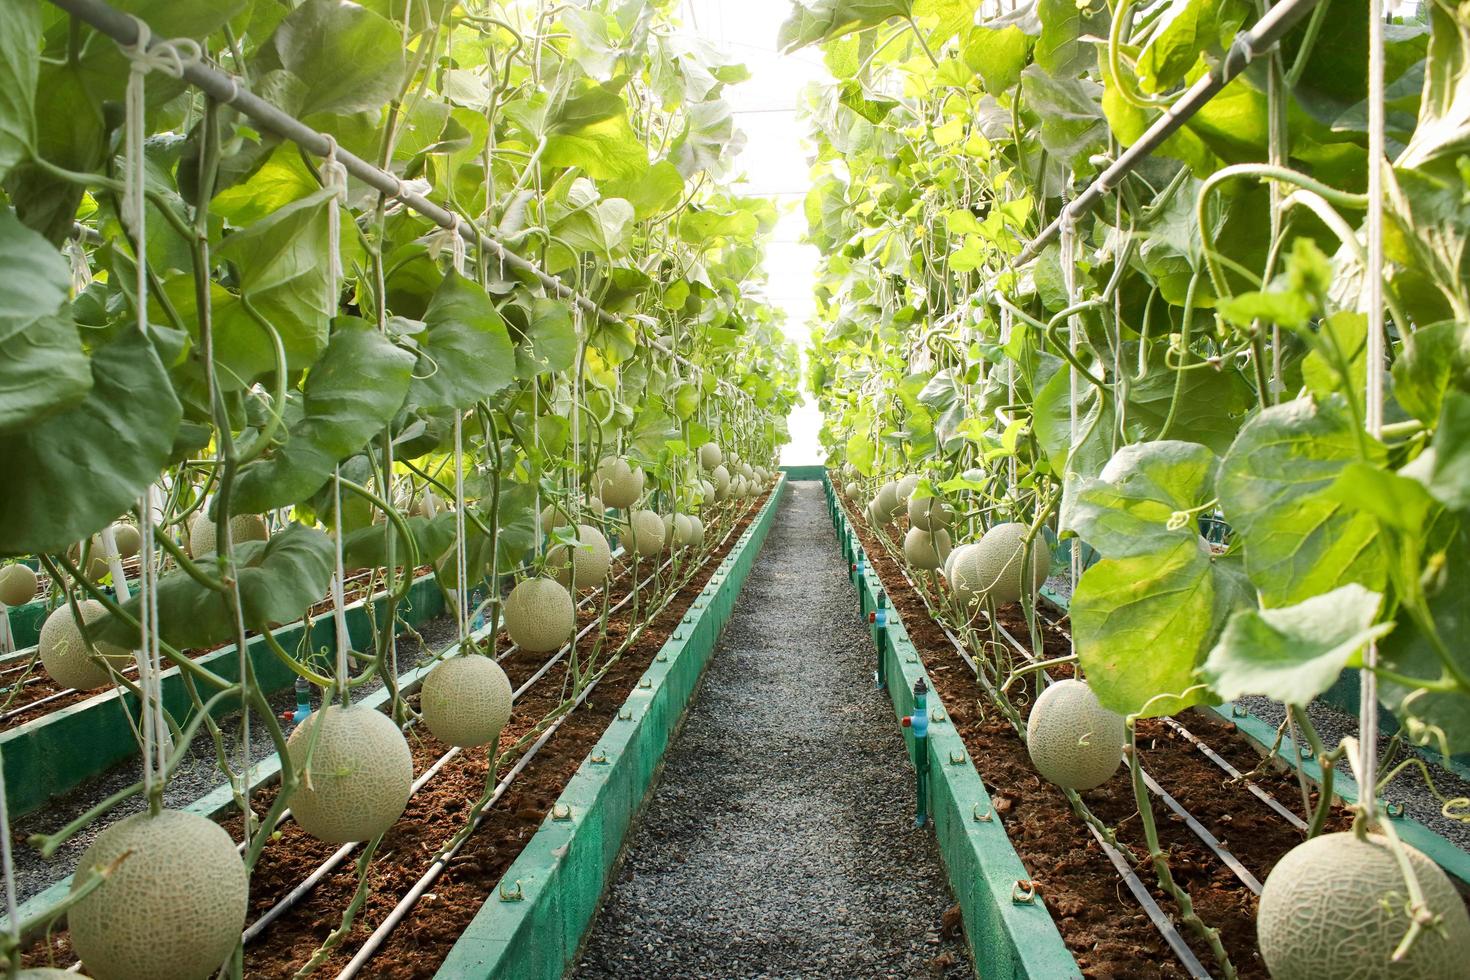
[22,492,770,978]
[838,485,1356,979]
[1,568,427,728]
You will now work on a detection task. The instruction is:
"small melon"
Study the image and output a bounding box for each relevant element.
[188,512,268,557]
[684,515,706,547]
[951,522,1049,609]
[698,480,715,506]
[1258,831,1470,980]
[662,514,694,551]
[68,809,247,980]
[420,655,513,748]
[624,509,665,558]
[596,457,644,509]
[698,442,723,471]
[503,577,575,652]
[66,540,109,581]
[896,474,919,503]
[843,481,861,501]
[285,703,413,843]
[39,600,133,690]
[585,494,606,517]
[903,527,952,571]
[0,563,39,607]
[711,465,731,500]
[943,542,975,583]
[1025,679,1123,792]
[908,495,953,531]
[547,524,611,589]
[540,501,573,532]
[873,481,899,522]
[738,462,755,481]
[109,523,141,561]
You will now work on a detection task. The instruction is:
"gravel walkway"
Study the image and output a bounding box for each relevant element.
[7,614,457,904]
[576,482,970,979]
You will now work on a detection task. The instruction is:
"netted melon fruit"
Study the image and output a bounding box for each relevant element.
[896,474,919,503]
[109,523,141,561]
[1258,831,1470,980]
[286,704,413,843]
[503,577,575,652]
[908,495,953,531]
[39,601,133,690]
[68,809,246,980]
[698,480,715,506]
[943,542,975,583]
[698,442,723,471]
[843,481,861,501]
[585,494,606,517]
[421,655,513,748]
[903,527,952,571]
[540,502,572,532]
[0,563,39,607]
[547,524,612,589]
[738,462,754,481]
[595,457,644,509]
[711,465,731,501]
[684,515,706,547]
[66,540,109,581]
[188,512,268,557]
[951,522,1048,609]
[873,481,899,523]
[624,509,665,558]
[1025,679,1123,792]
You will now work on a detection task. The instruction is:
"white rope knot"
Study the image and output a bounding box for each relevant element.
[449,213,467,276]
[126,19,200,79]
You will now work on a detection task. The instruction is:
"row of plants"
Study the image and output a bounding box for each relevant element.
[0,1,795,977]
[788,0,1469,976]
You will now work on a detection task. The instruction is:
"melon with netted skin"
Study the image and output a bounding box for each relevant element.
[540,502,571,531]
[903,527,952,570]
[660,514,695,551]
[943,542,975,583]
[698,442,723,471]
[68,809,247,980]
[711,465,731,500]
[843,481,861,501]
[684,515,706,547]
[285,703,413,843]
[1258,830,1470,980]
[503,576,575,652]
[908,495,953,531]
[109,523,141,561]
[188,512,268,557]
[39,601,133,690]
[421,655,513,748]
[1025,679,1123,792]
[738,462,754,481]
[624,509,665,558]
[547,524,611,589]
[873,481,899,523]
[951,522,1048,609]
[595,457,644,508]
[0,563,38,607]
[896,474,919,503]
[698,480,715,507]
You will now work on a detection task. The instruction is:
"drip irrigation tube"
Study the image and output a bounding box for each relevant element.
[40,0,755,408]
[1011,0,1322,267]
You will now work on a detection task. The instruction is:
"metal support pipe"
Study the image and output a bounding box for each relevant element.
[1012,0,1323,267]
[43,0,754,406]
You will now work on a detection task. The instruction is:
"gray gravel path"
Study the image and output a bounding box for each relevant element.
[575,482,970,979]
[7,614,457,904]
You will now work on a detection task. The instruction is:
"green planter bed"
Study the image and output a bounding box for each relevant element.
[434,478,787,979]
[0,573,443,817]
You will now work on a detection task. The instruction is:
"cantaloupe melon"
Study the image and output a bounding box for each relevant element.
[39,601,133,690]
[844,481,861,501]
[540,501,572,531]
[903,527,952,570]
[908,495,953,531]
[68,809,247,980]
[711,465,731,500]
[547,524,611,589]
[624,509,665,558]
[684,515,706,547]
[415,490,442,518]
[66,540,109,581]
[109,523,141,561]
[943,542,975,583]
[738,462,754,481]
[950,522,1048,609]
[420,655,513,748]
[1258,831,1470,980]
[595,457,644,509]
[698,480,715,506]
[0,563,39,607]
[503,577,575,652]
[188,512,268,557]
[896,474,919,502]
[661,514,695,551]
[285,704,413,843]
[873,481,899,523]
[1025,679,1123,792]
[698,442,723,471]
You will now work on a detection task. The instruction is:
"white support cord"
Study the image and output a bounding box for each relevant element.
[0,747,19,956]
[1359,0,1387,818]
[453,416,470,642]
[1059,198,1082,643]
[332,468,350,702]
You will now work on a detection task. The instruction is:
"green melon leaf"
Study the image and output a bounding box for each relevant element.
[777,0,914,53]
[409,271,516,411]
[1200,584,1391,706]
[1063,440,1218,559]
[259,0,406,117]
[0,0,41,181]
[0,208,71,342]
[0,312,92,431]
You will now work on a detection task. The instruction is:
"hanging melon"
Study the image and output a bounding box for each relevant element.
[187,512,269,557]
[595,457,644,509]
[624,509,665,558]
[0,563,39,607]
[950,522,1048,609]
[285,703,414,843]
[503,577,575,652]
[546,524,612,589]
[420,654,513,748]
[39,600,133,690]
[1025,679,1123,792]
[903,527,952,570]
[711,465,731,500]
[908,494,953,531]
[698,442,723,471]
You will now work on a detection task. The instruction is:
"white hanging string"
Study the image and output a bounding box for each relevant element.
[453,416,470,642]
[1359,0,1387,820]
[332,467,350,701]
[1000,305,1017,490]
[0,745,19,956]
[136,486,167,796]
[1059,197,1082,639]
[322,134,349,298]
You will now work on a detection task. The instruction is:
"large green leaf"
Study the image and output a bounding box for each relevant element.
[1425,390,1470,511]
[540,81,648,181]
[0,207,70,342]
[1136,0,1223,95]
[1063,440,1217,558]
[0,313,91,431]
[342,512,455,570]
[1072,537,1239,717]
[258,0,405,117]
[1201,584,1391,706]
[409,271,516,412]
[1034,0,1108,78]
[963,23,1032,95]
[0,0,40,181]
[510,298,577,379]
[98,524,335,651]
[1217,396,1385,605]
[1398,0,1470,168]
[1391,320,1470,423]
[777,0,914,52]
[233,321,415,513]
[1020,67,1107,169]
[0,331,181,555]
[3,59,103,244]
